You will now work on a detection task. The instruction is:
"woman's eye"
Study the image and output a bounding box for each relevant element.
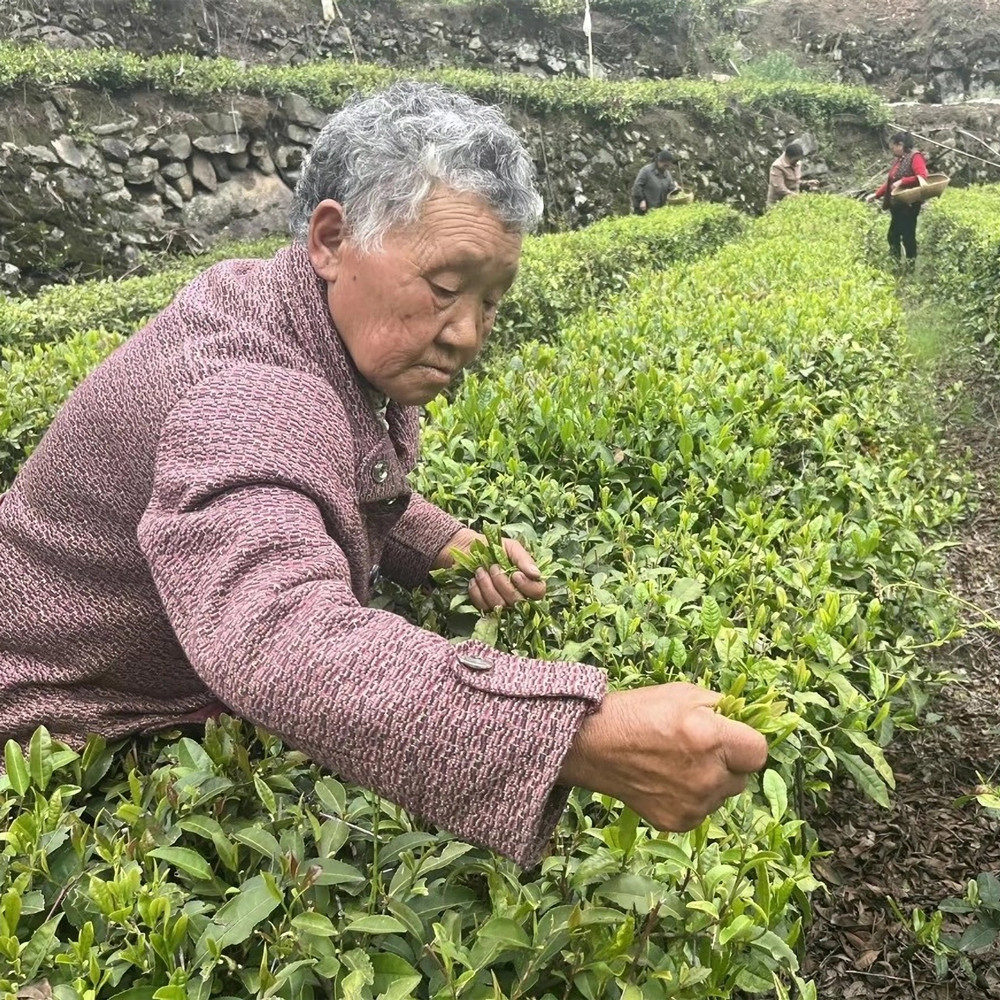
[430,282,459,300]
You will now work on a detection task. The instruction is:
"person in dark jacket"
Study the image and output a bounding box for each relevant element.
[866,130,929,264]
[631,149,680,214]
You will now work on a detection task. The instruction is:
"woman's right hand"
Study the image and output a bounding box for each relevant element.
[558,683,768,831]
[865,192,878,202]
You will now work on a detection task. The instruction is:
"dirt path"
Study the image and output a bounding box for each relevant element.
[802,290,1000,998]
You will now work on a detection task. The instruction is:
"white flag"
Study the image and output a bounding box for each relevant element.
[582,2,592,37]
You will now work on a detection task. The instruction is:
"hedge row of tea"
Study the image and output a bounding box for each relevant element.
[0,197,966,999]
[0,41,886,128]
[0,204,742,491]
[922,184,1000,346]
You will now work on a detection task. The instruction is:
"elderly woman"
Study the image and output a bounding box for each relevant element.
[0,82,765,865]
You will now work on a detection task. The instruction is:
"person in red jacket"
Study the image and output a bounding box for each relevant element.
[866,130,929,265]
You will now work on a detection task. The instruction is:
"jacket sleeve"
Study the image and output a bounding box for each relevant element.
[137,365,606,866]
[380,492,463,587]
[631,165,649,207]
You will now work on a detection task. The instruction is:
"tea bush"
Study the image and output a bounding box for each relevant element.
[1,197,966,998]
[0,205,739,490]
[0,42,886,128]
[0,238,287,348]
[921,185,1000,345]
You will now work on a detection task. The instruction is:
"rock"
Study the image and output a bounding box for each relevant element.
[130,135,152,156]
[515,41,540,63]
[202,111,243,134]
[160,161,189,180]
[124,156,159,185]
[285,123,318,146]
[249,139,269,158]
[518,64,549,80]
[149,133,192,161]
[181,171,293,238]
[24,144,58,165]
[930,48,962,71]
[163,184,185,209]
[542,53,567,74]
[92,118,138,136]
[228,150,250,171]
[256,151,277,175]
[213,156,232,183]
[53,169,98,202]
[171,174,195,200]
[101,187,133,207]
[274,145,304,171]
[52,135,86,168]
[193,133,248,155]
[40,26,87,48]
[98,137,131,164]
[190,152,217,192]
[280,92,327,128]
[468,35,482,51]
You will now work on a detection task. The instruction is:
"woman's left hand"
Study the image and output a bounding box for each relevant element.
[437,527,547,611]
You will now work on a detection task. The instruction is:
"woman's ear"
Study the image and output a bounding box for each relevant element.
[307,200,349,282]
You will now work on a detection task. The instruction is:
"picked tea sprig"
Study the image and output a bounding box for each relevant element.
[714,674,800,746]
[445,521,516,579]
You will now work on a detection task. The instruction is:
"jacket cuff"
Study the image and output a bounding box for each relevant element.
[381,494,464,587]
[440,640,607,867]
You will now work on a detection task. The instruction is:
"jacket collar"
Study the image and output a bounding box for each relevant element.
[269,243,420,500]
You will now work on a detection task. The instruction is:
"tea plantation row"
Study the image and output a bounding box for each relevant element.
[0,204,742,492]
[922,184,1000,346]
[0,197,969,998]
[0,42,885,129]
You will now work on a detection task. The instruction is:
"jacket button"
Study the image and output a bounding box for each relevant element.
[371,460,388,483]
[369,564,382,587]
[458,654,493,672]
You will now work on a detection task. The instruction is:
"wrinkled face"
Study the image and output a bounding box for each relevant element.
[890,141,905,157]
[319,190,522,406]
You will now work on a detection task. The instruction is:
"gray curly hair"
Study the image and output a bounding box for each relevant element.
[289,81,544,251]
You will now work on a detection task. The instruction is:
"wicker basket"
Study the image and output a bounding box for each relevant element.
[891,172,950,206]
[667,189,695,205]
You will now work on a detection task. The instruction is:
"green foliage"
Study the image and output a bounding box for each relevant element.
[526,0,741,27]
[492,204,743,355]
[0,206,738,490]
[0,330,126,489]
[740,53,832,85]
[0,197,968,997]
[921,185,1000,345]
[0,237,286,348]
[0,41,886,128]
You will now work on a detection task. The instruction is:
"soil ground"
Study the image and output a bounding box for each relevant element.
[801,285,1000,999]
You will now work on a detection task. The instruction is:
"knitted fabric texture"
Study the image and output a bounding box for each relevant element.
[0,244,607,865]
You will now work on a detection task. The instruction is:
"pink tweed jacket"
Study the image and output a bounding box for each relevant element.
[0,244,606,865]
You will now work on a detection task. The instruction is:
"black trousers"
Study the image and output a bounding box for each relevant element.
[887,203,921,260]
